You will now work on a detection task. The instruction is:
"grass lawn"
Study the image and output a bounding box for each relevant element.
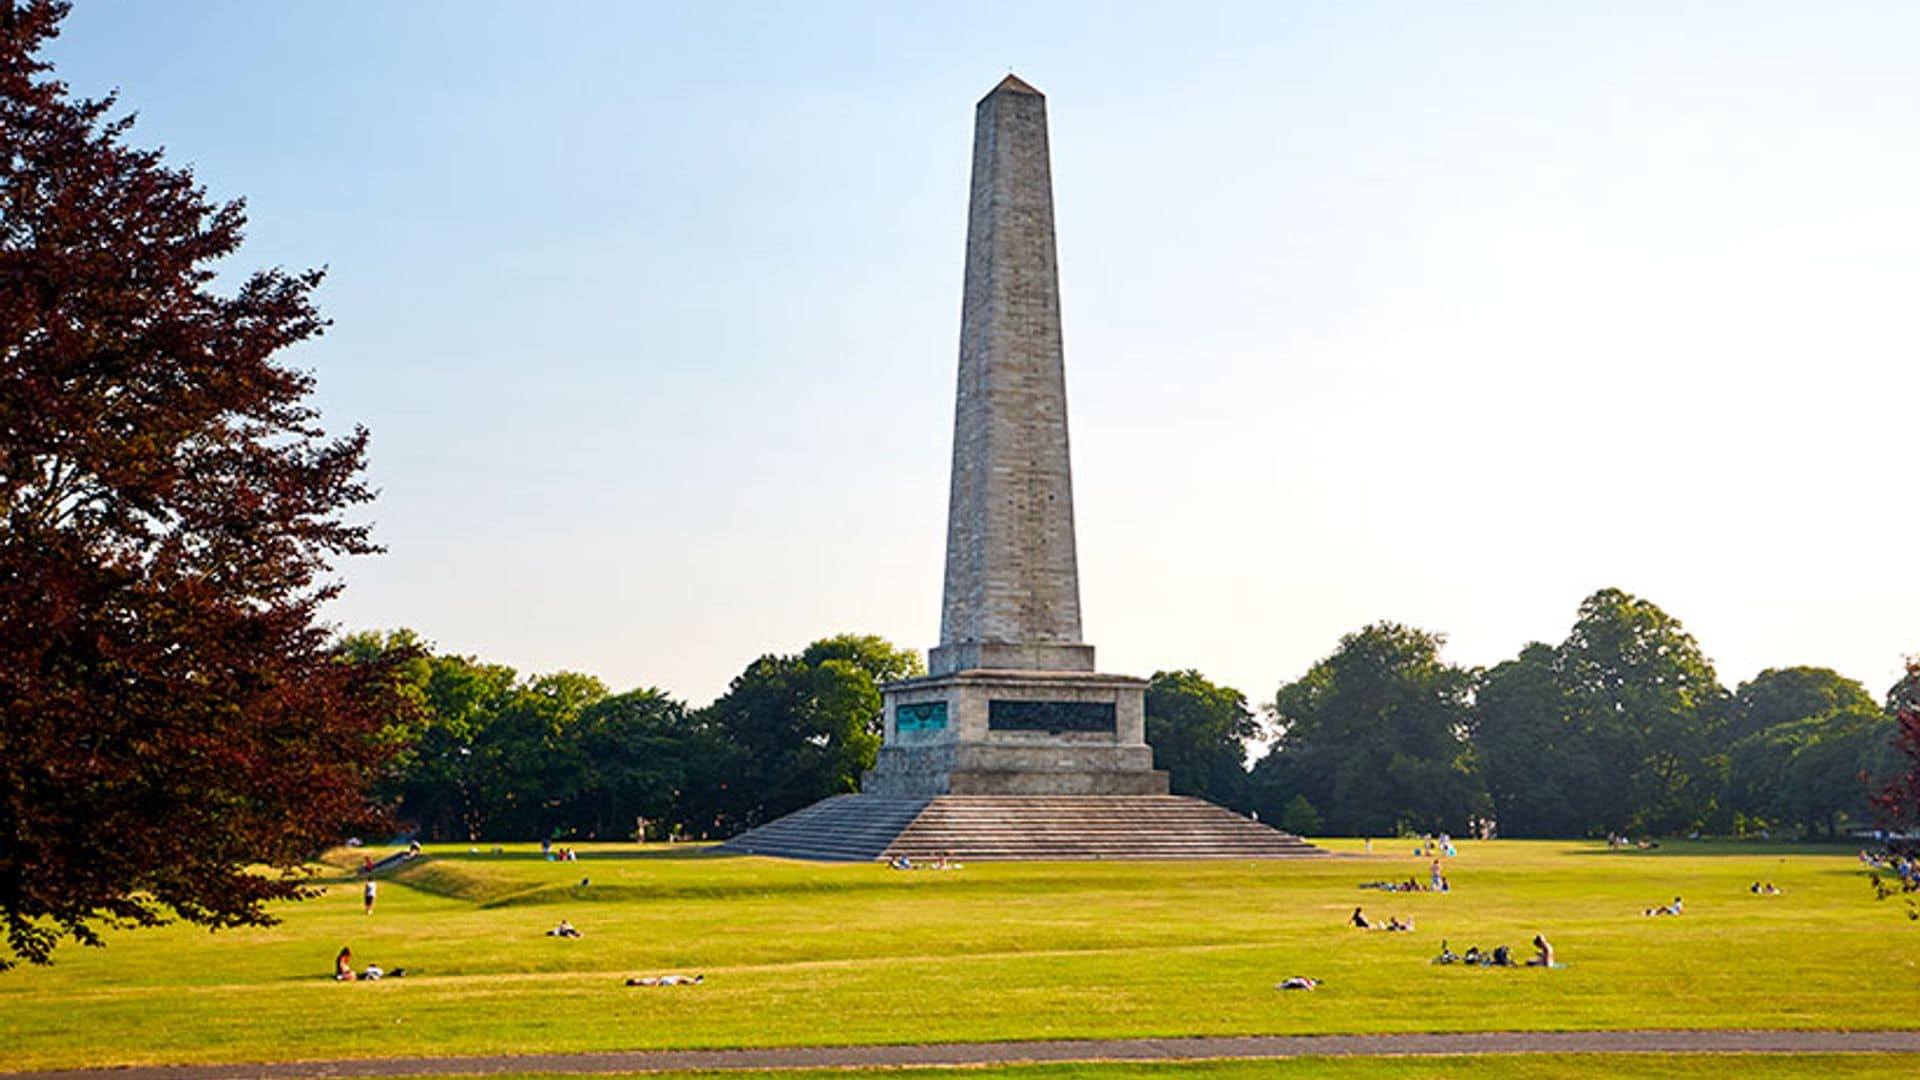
[0,839,1913,1071]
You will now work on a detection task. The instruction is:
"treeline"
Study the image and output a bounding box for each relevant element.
[1240,588,1913,840]
[341,632,921,841]
[345,586,1914,843]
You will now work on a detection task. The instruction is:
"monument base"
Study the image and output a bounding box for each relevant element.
[862,668,1170,798]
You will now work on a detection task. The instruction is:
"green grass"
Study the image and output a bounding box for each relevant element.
[0,839,1914,1071]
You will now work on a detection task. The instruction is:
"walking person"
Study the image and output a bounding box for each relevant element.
[363,878,377,916]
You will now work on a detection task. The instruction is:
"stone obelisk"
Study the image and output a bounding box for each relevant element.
[864,75,1168,797]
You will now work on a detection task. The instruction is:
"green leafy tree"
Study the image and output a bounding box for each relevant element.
[1256,622,1485,836]
[1472,643,1600,837]
[1553,588,1727,835]
[468,672,607,839]
[1278,793,1323,836]
[1145,669,1260,809]
[570,688,702,840]
[701,634,913,828]
[1731,667,1877,745]
[1727,707,1897,837]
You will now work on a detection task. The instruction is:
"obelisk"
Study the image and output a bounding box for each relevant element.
[864,76,1168,797]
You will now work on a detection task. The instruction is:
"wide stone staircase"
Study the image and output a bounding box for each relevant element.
[717,794,1326,862]
[717,795,932,861]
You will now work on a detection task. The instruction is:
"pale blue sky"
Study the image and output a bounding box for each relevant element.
[49,2,1920,706]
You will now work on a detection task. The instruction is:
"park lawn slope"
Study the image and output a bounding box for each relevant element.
[0,840,1914,1070]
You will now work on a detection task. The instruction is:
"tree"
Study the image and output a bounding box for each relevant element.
[1726,707,1897,838]
[0,2,405,968]
[699,634,915,828]
[1255,622,1485,836]
[1730,667,1877,745]
[1472,643,1600,837]
[1552,588,1727,835]
[1144,669,1260,809]
[1870,658,1920,918]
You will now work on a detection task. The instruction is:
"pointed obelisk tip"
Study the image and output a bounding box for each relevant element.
[989,73,1043,97]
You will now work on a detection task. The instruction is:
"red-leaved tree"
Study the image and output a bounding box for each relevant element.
[1,1,409,968]
[1869,658,1920,919]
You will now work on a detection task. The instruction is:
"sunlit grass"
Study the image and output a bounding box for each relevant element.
[0,838,1913,1070]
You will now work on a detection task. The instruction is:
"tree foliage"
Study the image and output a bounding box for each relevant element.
[1255,622,1483,836]
[0,2,407,969]
[1550,588,1727,834]
[1144,669,1260,809]
[354,632,921,841]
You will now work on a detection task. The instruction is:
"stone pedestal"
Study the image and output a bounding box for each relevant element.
[863,669,1169,797]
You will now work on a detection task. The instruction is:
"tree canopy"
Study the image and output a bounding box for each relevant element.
[1144,669,1260,810]
[1255,622,1483,836]
[0,2,408,969]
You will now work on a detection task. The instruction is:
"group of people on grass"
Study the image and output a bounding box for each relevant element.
[1349,907,1414,932]
[888,852,962,871]
[333,947,406,982]
[1860,848,1919,884]
[1430,936,1553,968]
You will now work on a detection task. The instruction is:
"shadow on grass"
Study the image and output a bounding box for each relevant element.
[1563,842,1856,858]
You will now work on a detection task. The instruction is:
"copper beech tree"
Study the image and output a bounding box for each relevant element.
[1871,659,1920,919]
[0,1,409,968]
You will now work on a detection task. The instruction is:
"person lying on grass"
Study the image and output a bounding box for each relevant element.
[625,973,703,986]
[1275,976,1319,990]
[546,920,583,938]
[1643,896,1684,916]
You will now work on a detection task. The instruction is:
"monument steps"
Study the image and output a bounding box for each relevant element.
[718,795,1327,862]
[718,795,931,861]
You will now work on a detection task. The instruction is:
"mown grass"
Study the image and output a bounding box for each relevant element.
[0,839,1913,1071]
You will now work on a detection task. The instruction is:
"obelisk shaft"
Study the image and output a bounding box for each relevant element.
[931,76,1093,676]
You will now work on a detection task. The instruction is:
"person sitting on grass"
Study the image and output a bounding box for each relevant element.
[625,973,703,986]
[547,920,582,938]
[1644,896,1683,916]
[1350,907,1372,929]
[1489,944,1514,966]
[1764,882,1783,895]
[889,855,913,870]
[1525,934,1554,967]
[1275,976,1319,990]
[334,947,355,982]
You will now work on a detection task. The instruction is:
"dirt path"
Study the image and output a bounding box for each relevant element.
[9,1030,1920,1079]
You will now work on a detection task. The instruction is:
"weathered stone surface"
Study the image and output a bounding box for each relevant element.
[860,74,1170,805]
[936,75,1088,674]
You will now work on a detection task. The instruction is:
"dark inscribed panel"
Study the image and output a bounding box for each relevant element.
[988,700,1115,734]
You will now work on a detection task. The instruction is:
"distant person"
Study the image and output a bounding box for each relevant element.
[361,854,373,875]
[1275,976,1319,990]
[626,973,703,986]
[363,879,376,916]
[547,920,582,938]
[1432,941,1459,964]
[1526,934,1554,967]
[1350,907,1371,929]
[334,947,355,981]
[1430,859,1443,889]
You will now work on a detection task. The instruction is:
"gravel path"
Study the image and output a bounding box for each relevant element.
[8,1030,1920,1080]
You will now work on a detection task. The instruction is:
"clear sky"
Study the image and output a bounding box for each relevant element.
[46,2,1920,709]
